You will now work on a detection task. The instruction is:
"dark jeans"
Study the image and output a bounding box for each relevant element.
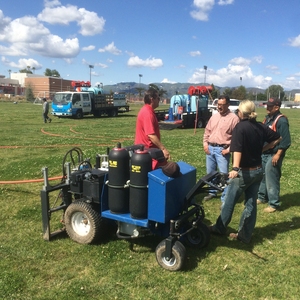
[213,168,263,243]
[257,153,283,208]
[43,112,50,123]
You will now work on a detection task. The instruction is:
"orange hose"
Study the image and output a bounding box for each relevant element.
[0,176,64,184]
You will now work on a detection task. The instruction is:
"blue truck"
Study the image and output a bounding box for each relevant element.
[40,144,226,271]
[51,81,129,119]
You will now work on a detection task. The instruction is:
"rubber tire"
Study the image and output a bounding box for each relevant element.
[64,201,103,244]
[75,110,83,119]
[111,109,118,117]
[93,111,101,118]
[185,223,211,248]
[197,118,204,128]
[155,240,186,271]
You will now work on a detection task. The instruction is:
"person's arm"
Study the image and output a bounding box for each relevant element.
[148,134,170,160]
[203,123,211,155]
[262,137,282,152]
[228,151,242,178]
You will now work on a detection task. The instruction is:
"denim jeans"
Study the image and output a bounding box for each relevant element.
[257,153,283,208]
[206,145,230,203]
[213,168,263,243]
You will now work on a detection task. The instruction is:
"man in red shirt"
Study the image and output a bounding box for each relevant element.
[135,87,170,162]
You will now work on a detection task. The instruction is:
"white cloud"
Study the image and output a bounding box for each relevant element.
[125,50,135,57]
[44,0,61,8]
[252,55,263,64]
[0,9,11,29]
[95,63,108,69]
[190,0,215,21]
[98,42,122,55]
[229,57,251,66]
[37,4,105,36]
[218,0,234,5]
[161,78,177,84]
[127,56,163,69]
[190,0,234,21]
[266,65,279,71]
[0,12,80,58]
[188,59,274,88]
[0,16,50,43]
[2,56,42,69]
[82,45,95,51]
[189,50,201,57]
[288,35,300,48]
[0,45,27,56]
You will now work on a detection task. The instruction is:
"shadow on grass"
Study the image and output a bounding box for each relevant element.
[279,192,300,210]
[182,192,300,271]
[182,216,300,271]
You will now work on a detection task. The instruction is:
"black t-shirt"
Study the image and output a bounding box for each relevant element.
[230,119,280,168]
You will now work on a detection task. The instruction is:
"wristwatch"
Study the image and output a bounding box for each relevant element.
[232,167,240,172]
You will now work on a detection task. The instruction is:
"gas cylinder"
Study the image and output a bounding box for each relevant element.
[129,149,152,219]
[108,143,130,213]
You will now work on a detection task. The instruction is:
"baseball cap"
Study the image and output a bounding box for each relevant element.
[266,98,281,107]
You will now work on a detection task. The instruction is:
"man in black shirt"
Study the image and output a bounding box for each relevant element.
[209,100,281,243]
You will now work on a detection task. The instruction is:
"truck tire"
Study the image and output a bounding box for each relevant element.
[155,240,186,271]
[185,223,210,248]
[197,118,204,128]
[64,201,103,244]
[108,109,118,117]
[75,110,83,119]
[93,111,101,118]
[112,109,118,117]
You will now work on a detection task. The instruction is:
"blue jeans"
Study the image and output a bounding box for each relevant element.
[257,153,283,209]
[206,145,230,203]
[213,168,263,243]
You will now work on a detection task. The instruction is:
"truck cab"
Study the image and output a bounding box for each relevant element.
[52,92,92,119]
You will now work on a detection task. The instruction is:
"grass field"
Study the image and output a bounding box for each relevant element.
[0,101,299,300]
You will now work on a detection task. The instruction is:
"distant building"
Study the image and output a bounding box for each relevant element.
[9,72,73,99]
[24,76,73,99]
[0,74,23,96]
[295,93,300,102]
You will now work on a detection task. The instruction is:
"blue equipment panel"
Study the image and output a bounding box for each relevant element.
[147,161,196,223]
[101,210,148,227]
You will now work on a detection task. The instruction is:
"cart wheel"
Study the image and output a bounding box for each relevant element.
[64,201,103,244]
[186,223,210,248]
[155,240,186,271]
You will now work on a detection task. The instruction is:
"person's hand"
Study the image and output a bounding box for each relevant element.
[221,148,230,156]
[162,148,171,160]
[272,153,280,166]
[228,170,239,179]
[203,145,210,155]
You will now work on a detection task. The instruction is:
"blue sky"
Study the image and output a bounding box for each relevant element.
[1,0,300,90]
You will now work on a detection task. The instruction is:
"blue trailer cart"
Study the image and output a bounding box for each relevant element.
[40,144,226,271]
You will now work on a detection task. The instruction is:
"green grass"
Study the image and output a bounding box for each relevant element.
[0,102,300,300]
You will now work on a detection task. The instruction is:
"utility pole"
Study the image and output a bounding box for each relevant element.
[139,74,143,100]
[89,65,94,85]
[203,66,207,84]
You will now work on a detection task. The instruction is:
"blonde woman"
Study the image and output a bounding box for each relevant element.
[209,100,281,243]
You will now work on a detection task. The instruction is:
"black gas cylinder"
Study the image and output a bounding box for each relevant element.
[108,143,129,186]
[108,143,130,214]
[108,186,129,214]
[129,149,152,219]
